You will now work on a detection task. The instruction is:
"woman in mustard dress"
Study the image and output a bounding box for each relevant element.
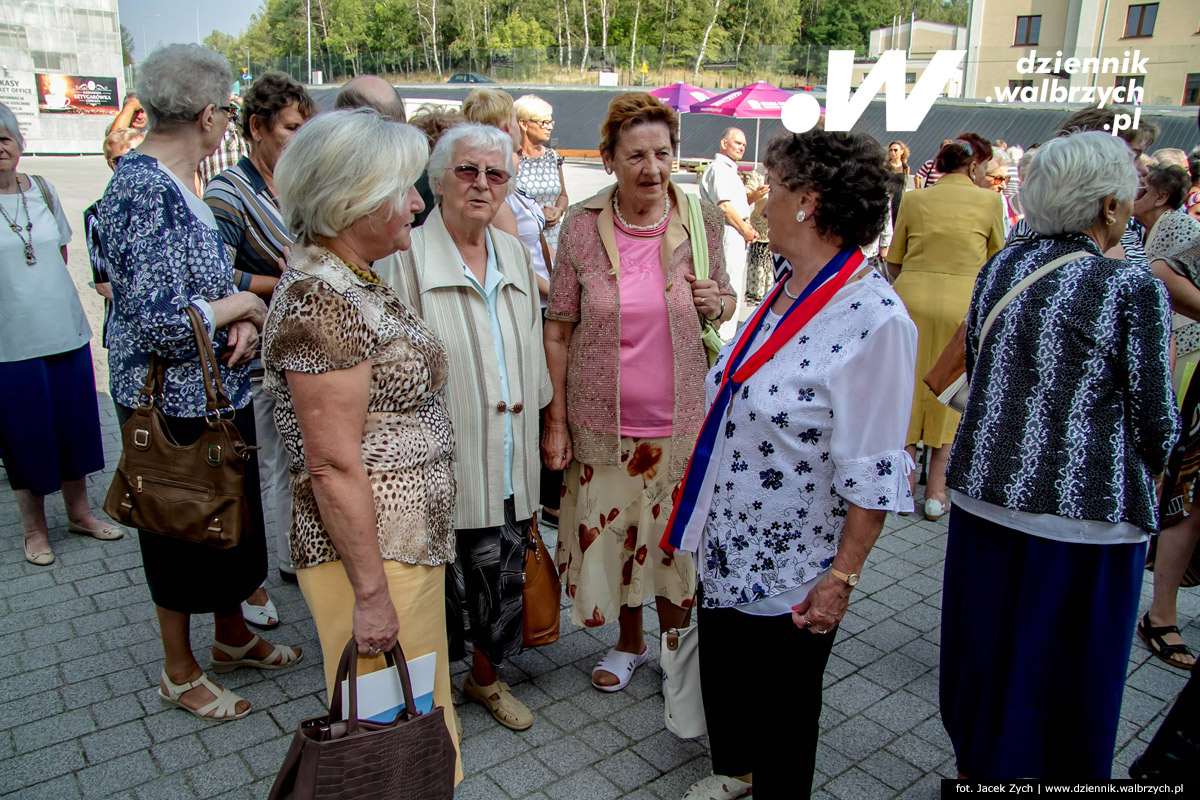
[887,133,1004,521]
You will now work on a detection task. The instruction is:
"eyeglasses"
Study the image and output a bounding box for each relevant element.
[529,118,554,127]
[986,174,1007,185]
[218,104,238,121]
[107,154,124,169]
[1135,183,1149,200]
[451,164,511,186]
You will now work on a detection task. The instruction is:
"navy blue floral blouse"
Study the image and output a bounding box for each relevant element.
[97,151,250,417]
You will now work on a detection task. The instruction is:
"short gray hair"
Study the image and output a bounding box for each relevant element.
[0,103,23,150]
[275,109,429,243]
[137,44,232,132]
[428,122,513,197]
[1021,131,1138,236]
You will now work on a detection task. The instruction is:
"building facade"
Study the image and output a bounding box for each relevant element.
[852,19,968,97]
[0,0,124,153]
[965,0,1200,106]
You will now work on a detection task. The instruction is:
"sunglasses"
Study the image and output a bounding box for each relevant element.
[987,174,1007,185]
[451,164,511,186]
[1136,183,1149,200]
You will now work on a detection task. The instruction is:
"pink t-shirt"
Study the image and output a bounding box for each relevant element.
[615,216,675,437]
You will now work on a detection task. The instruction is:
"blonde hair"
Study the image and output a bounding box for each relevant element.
[275,109,429,243]
[461,88,515,130]
[514,94,553,122]
[103,127,143,162]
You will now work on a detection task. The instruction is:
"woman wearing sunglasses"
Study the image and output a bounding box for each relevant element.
[378,122,549,733]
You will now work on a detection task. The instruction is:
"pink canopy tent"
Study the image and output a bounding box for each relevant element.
[648,82,715,167]
[689,81,801,166]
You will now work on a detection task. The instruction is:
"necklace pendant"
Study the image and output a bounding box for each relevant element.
[24,242,35,265]
[8,223,17,233]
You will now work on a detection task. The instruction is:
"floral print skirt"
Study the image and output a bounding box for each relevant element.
[556,437,696,628]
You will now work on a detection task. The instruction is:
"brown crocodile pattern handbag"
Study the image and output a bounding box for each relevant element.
[269,638,457,800]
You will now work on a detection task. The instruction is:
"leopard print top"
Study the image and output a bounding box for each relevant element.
[262,245,456,569]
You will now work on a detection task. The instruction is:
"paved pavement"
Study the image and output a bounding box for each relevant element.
[1,157,1196,799]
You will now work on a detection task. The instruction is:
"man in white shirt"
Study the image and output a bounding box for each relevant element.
[699,127,765,337]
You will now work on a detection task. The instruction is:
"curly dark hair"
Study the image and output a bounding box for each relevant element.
[598,93,679,159]
[762,129,891,247]
[1145,164,1191,210]
[240,71,316,141]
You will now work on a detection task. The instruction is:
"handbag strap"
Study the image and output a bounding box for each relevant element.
[328,637,421,735]
[183,305,235,416]
[538,230,554,277]
[686,193,709,282]
[977,251,1091,352]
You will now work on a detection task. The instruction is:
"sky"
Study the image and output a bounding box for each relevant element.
[116,1,259,60]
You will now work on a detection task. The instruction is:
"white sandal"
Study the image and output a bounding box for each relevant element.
[158,668,249,720]
[241,595,280,629]
[682,774,753,800]
[212,634,302,674]
[591,645,650,693]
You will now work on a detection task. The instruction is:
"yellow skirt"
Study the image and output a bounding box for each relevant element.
[297,559,462,785]
[556,436,696,628]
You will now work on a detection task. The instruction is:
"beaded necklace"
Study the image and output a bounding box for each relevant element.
[612,191,671,232]
[345,261,382,285]
[0,179,35,265]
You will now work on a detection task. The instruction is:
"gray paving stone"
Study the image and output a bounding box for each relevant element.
[1,775,83,800]
[152,734,212,774]
[14,708,97,754]
[51,561,107,585]
[911,717,953,751]
[76,750,159,798]
[633,729,705,772]
[825,766,894,800]
[187,753,253,798]
[856,619,922,652]
[900,637,941,669]
[833,636,886,666]
[862,749,924,791]
[90,691,147,729]
[531,664,590,701]
[144,706,215,744]
[81,719,152,762]
[862,690,938,734]
[0,687,65,730]
[1125,662,1188,702]
[541,698,596,732]
[198,712,282,758]
[847,596,895,624]
[531,735,600,776]
[17,643,60,671]
[544,766,622,800]
[8,582,78,612]
[23,620,74,649]
[60,648,135,684]
[487,752,558,797]
[238,735,291,780]
[858,652,930,691]
[0,742,85,790]
[574,721,630,758]
[74,572,132,598]
[133,773,199,800]
[823,716,896,762]
[594,749,661,792]
[460,723,531,775]
[896,772,942,800]
[0,571,56,601]
[91,585,148,612]
[609,697,668,740]
[0,608,44,638]
[643,755,710,799]
[893,600,942,633]
[40,597,98,625]
[873,556,923,580]
[824,673,890,716]
[454,773,505,800]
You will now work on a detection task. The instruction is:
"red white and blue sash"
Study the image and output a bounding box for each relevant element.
[661,248,866,554]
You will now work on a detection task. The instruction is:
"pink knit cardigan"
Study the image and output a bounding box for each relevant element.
[546,183,733,482]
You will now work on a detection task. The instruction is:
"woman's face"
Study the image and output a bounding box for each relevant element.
[0,129,22,174]
[762,168,809,256]
[521,114,553,146]
[604,122,673,207]
[438,143,509,230]
[887,144,903,164]
[1132,181,1162,223]
[351,185,425,260]
[251,101,307,172]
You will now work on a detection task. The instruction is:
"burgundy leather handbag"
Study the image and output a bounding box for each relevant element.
[268,638,456,800]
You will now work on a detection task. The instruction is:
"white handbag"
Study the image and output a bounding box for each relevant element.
[661,625,706,739]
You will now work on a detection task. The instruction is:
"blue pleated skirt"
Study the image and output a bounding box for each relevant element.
[0,344,105,496]
[939,505,1146,780]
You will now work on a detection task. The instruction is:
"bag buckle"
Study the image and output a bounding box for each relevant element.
[133,429,150,449]
[207,517,222,534]
[207,445,222,465]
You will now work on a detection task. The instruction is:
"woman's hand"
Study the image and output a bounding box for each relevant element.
[543,206,562,226]
[790,572,852,634]
[541,420,573,471]
[222,319,258,366]
[686,273,724,321]
[353,590,400,655]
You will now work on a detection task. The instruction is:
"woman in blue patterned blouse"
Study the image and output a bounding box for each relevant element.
[98,44,301,722]
[942,131,1179,779]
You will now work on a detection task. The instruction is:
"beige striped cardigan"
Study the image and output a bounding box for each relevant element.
[376,208,552,530]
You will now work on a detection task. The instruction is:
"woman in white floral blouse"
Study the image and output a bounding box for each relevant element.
[671,130,917,800]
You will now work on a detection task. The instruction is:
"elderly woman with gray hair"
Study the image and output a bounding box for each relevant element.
[377,122,549,733]
[97,44,301,722]
[261,108,461,780]
[940,131,1180,779]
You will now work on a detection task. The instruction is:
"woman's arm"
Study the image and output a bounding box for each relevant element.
[493,202,520,239]
[541,319,574,470]
[1151,259,1200,322]
[791,504,887,633]
[286,361,399,655]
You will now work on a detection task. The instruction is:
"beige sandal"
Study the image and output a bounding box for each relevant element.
[158,668,249,720]
[212,634,302,674]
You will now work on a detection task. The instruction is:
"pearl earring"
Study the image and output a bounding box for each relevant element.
[796,210,806,224]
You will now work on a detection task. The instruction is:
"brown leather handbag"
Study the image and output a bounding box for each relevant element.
[521,516,561,647]
[102,306,256,549]
[268,638,457,800]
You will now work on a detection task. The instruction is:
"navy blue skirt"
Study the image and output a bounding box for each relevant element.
[940,505,1146,780]
[0,344,105,496]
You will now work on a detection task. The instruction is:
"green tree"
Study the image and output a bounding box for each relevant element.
[488,13,552,49]
[120,24,135,66]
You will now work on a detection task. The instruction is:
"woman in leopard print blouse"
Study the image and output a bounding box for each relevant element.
[262,109,462,783]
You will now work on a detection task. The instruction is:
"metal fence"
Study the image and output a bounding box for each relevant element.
[230,44,838,90]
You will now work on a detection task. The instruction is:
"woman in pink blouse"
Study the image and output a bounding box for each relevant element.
[542,93,734,692]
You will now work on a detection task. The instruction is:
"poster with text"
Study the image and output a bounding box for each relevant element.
[0,72,39,135]
[36,74,119,114]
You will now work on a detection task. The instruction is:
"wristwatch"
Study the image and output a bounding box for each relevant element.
[830,567,859,587]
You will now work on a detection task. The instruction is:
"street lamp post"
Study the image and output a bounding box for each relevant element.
[306,0,312,85]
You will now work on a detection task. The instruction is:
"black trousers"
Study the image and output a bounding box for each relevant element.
[698,603,838,799]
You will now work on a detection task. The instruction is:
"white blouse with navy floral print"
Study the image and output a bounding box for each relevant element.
[699,269,918,610]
